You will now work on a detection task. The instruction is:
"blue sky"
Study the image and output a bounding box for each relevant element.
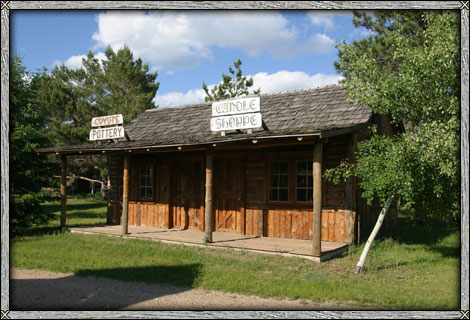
[11,10,373,108]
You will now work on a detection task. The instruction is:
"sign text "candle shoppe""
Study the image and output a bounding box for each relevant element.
[210,97,262,132]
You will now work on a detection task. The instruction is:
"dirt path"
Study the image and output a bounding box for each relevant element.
[10,268,357,311]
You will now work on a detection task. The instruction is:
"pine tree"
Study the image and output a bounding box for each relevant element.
[100,45,160,123]
[202,59,260,102]
[10,55,55,230]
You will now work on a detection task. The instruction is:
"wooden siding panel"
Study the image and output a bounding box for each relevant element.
[321,210,328,241]
[303,211,309,240]
[285,211,292,239]
[136,203,141,227]
[328,211,335,242]
[279,211,285,238]
[293,211,300,239]
[128,203,133,226]
[246,209,252,235]
[339,211,346,242]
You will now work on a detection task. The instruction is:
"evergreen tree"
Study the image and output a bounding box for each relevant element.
[202,59,260,102]
[36,64,97,146]
[100,45,160,123]
[10,55,55,230]
[37,45,160,146]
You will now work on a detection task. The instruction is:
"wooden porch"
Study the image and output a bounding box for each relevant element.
[68,225,348,262]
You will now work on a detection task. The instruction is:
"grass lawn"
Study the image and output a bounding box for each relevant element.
[11,196,460,309]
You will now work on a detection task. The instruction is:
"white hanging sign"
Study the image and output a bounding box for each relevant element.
[212,97,260,117]
[210,112,262,132]
[89,114,125,141]
[91,114,123,127]
[89,126,125,141]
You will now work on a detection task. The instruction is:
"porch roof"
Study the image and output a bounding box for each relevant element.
[36,84,372,155]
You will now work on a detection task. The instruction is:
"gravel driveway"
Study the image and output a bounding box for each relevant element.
[10,268,354,311]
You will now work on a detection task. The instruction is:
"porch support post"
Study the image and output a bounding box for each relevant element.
[312,142,323,257]
[60,155,67,230]
[121,155,130,235]
[204,150,214,243]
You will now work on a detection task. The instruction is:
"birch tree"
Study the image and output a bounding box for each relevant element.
[326,11,460,271]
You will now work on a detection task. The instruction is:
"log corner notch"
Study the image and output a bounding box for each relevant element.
[60,155,67,231]
[204,149,214,243]
[121,155,130,235]
[312,141,323,257]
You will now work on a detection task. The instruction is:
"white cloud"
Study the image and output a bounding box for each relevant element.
[303,34,335,54]
[307,10,354,30]
[54,52,108,70]
[349,27,375,39]
[153,71,343,107]
[91,11,335,70]
[252,70,343,93]
[153,89,207,108]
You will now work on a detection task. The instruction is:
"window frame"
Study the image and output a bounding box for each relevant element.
[265,151,316,208]
[118,158,158,202]
[267,160,290,203]
[295,159,314,204]
[138,163,155,201]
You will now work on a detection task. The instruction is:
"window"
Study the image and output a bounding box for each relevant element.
[268,161,289,202]
[139,164,154,200]
[296,161,313,202]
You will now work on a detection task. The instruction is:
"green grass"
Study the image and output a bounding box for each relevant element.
[11,197,460,309]
[18,196,108,236]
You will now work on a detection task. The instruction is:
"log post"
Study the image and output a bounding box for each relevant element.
[121,155,130,235]
[312,142,323,257]
[60,155,67,230]
[204,150,214,243]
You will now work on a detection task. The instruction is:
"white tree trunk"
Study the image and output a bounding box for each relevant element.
[355,195,395,274]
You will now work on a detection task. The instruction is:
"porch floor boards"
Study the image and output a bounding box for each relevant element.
[68,225,348,262]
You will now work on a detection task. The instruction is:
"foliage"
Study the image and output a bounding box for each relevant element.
[99,45,160,123]
[10,55,55,230]
[34,45,159,183]
[327,11,460,224]
[202,58,260,102]
[37,45,159,146]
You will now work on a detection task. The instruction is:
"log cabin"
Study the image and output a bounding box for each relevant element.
[37,84,397,257]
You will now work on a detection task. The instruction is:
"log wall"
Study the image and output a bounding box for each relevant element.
[245,208,355,243]
[106,133,397,244]
[128,202,169,228]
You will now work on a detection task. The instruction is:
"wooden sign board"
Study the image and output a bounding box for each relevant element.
[91,114,123,127]
[212,97,260,117]
[210,112,262,132]
[89,126,125,141]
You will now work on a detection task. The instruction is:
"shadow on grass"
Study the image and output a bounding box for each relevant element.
[41,202,106,214]
[75,265,202,288]
[14,199,108,238]
[379,215,461,261]
[11,264,201,310]
[395,215,458,246]
[65,211,106,219]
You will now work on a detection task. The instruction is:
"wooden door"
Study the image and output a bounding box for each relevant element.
[171,159,204,230]
[214,155,245,233]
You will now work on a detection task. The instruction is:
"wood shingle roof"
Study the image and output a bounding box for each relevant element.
[37,84,372,154]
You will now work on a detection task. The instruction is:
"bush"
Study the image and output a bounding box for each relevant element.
[10,192,53,232]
